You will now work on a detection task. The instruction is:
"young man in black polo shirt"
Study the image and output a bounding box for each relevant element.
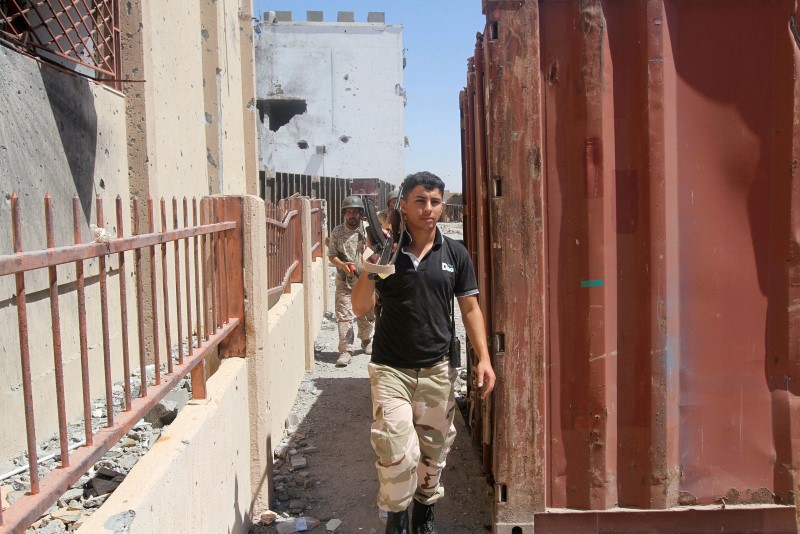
[353,171,495,534]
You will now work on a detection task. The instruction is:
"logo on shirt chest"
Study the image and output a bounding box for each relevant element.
[441,262,454,273]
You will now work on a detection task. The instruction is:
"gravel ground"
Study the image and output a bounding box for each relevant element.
[252,222,494,534]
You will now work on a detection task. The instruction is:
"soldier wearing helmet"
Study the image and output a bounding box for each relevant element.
[377,189,400,230]
[328,195,375,366]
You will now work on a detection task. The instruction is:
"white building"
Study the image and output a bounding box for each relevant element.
[255,10,405,184]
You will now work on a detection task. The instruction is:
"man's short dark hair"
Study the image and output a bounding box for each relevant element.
[401,171,445,199]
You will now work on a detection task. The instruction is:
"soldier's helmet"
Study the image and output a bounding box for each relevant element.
[387,190,399,203]
[341,195,364,213]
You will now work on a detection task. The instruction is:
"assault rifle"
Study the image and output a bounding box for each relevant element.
[361,197,403,279]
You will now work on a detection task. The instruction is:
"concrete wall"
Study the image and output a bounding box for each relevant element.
[0,47,132,463]
[308,258,326,344]
[77,358,252,534]
[256,14,405,183]
[202,0,259,195]
[266,258,325,440]
[267,283,308,441]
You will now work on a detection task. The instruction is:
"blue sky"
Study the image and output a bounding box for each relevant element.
[255,1,487,192]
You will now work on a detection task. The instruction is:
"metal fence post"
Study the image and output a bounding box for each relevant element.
[301,198,314,371]
[218,196,246,358]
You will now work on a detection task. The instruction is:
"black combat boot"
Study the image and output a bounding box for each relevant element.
[411,499,438,534]
[385,508,409,534]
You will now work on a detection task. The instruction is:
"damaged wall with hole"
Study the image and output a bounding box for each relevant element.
[255,12,405,183]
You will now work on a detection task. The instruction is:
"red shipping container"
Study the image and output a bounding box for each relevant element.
[461,1,800,531]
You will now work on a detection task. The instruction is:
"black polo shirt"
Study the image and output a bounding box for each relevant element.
[372,228,478,368]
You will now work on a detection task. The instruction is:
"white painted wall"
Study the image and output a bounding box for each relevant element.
[256,18,405,183]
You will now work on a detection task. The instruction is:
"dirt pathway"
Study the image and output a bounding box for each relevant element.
[253,223,493,533]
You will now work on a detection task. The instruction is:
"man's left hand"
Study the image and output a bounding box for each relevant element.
[476,359,496,399]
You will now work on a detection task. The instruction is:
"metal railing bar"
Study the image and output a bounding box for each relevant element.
[96,197,114,429]
[266,259,300,297]
[183,198,194,361]
[72,197,93,446]
[220,200,230,325]
[0,221,236,277]
[192,198,203,348]
[209,201,217,335]
[173,198,185,365]
[265,209,299,229]
[148,198,161,386]
[0,319,239,534]
[133,197,147,399]
[11,192,40,496]
[44,195,70,470]
[160,199,173,376]
[116,196,132,412]
[199,201,209,341]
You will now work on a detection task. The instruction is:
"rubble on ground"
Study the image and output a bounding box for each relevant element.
[1,355,194,533]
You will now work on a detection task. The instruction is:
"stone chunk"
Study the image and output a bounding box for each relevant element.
[290,455,307,469]
[58,488,84,507]
[144,399,178,427]
[326,518,343,532]
[51,506,82,524]
[259,510,277,524]
[87,467,126,497]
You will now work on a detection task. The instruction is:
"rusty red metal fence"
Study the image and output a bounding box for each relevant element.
[310,199,323,260]
[462,0,800,531]
[0,194,241,532]
[266,198,301,305]
[0,0,121,88]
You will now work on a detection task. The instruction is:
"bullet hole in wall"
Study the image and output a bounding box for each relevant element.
[340,135,350,143]
[298,140,309,149]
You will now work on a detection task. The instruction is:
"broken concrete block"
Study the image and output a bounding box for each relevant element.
[259,510,277,525]
[290,455,307,469]
[326,518,343,532]
[144,399,178,427]
[276,521,299,534]
[58,488,84,508]
[88,467,126,497]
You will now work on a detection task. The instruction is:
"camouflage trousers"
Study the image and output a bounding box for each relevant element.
[335,285,374,353]
[367,360,457,513]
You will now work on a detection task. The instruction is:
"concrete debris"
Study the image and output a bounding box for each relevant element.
[275,516,320,534]
[58,488,84,507]
[144,398,179,427]
[289,455,307,469]
[286,412,300,429]
[259,510,277,525]
[13,369,192,532]
[88,467,126,497]
[326,518,342,531]
[51,506,82,524]
[274,444,289,460]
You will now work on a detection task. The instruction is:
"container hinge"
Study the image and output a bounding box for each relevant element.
[493,332,505,355]
[496,483,508,503]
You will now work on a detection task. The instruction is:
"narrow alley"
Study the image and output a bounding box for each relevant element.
[252,222,493,534]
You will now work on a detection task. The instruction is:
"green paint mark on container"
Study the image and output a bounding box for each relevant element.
[581,279,604,288]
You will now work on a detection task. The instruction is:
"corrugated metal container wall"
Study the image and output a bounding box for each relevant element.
[462,1,800,531]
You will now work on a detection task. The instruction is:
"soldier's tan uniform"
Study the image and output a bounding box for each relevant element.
[368,360,457,512]
[329,224,374,354]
